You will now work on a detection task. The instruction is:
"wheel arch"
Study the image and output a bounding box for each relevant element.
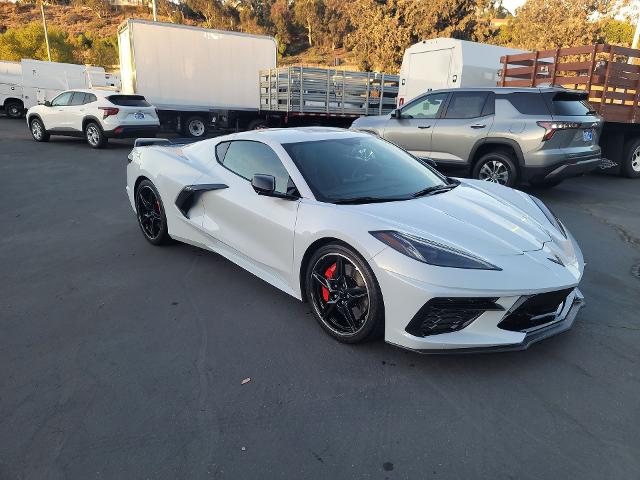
[82,115,103,131]
[469,138,524,171]
[3,97,23,108]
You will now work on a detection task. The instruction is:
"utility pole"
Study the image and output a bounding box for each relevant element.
[152,0,157,21]
[41,3,52,62]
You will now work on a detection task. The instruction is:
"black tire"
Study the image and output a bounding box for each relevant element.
[5,101,23,119]
[529,178,564,188]
[305,243,384,344]
[247,119,268,130]
[183,116,207,138]
[85,121,107,149]
[29,117,50,142]
[621,137,640,178]
[472,150,518,187]
[135,179,171,245]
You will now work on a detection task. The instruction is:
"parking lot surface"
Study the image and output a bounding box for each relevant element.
[1,118,639,479]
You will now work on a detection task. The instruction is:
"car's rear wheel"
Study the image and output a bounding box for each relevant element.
[85,122,107,149]
[184,116,207,138]
[29,118,49,142]
[135,179,171,245]
[5,101,23,119]
[472,151,518,187]
[621,138,640,178]
[305,244,384,343]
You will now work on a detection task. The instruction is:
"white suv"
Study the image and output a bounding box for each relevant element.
[26,89,160,149]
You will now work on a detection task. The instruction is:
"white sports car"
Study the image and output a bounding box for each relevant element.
[126,128,585,353]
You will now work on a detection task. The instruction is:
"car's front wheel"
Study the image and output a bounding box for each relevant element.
[29,118,49,142]
[305,243,384,343]
[135,179,171,245]
[472,151,518,187]
[85,122,107,149]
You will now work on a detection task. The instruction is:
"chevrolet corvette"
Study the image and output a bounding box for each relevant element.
[126,128,585,352]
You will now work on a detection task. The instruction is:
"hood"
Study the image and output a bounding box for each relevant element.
[344,181,558,258]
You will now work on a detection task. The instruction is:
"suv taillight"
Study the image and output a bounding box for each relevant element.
[99,107,119,119]
[537,121,580,141]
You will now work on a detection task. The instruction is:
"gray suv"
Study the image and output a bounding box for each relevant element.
[351,87,602,187]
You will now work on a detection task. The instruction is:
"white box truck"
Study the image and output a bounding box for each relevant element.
[117,19,278,137]
[1,59,112,118]
[398,38,525,106]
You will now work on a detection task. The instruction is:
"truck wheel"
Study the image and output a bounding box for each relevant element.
[85,122,107,149]
[621,138,640,178]
[184,116,207,138]
[5,100,24,119]
[248,119,268,130]
[472,151,518,187]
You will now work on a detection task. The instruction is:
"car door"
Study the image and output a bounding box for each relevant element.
[67,92,87,132]
[43,91,73,130]
[382,92,449,159]
[429,91,495,166]
[200,140,299,284]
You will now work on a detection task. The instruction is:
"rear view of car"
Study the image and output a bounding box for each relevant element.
[99,94,159,143]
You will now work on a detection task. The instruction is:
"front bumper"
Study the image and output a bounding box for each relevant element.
[104,125,159,139]
[391,290,585,354]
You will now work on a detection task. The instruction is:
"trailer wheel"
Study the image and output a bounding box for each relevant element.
[622,138,640,178]
[184,116,207,138]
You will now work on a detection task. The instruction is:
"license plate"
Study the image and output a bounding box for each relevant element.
[134,112,145,120]
[583,129,593,142]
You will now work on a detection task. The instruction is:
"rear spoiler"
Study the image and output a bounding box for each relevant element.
[134,138,172,147]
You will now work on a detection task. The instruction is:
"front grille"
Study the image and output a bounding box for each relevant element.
[406,298,503,337]
[498,288,573,332]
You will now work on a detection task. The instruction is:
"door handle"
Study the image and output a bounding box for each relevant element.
[417,125,431,129]
[470,124,486,129]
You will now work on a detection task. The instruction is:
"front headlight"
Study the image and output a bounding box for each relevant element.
[529,195,567,238]
[370,230,501,270]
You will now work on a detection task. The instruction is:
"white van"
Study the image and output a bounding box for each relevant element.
[398,38,525,106]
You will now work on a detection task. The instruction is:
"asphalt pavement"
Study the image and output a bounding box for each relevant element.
[1,117,639,479]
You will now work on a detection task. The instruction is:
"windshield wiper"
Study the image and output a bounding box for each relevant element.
[333,196,407,205]
[412,183,458,198]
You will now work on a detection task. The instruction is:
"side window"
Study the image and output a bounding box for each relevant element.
[444,92,490,119]
[51,92,73,107]
[84,93,97,104]
[503,93,550,115]
[69,92,86,106]
[400,92,448,119]
[220,141,291,194]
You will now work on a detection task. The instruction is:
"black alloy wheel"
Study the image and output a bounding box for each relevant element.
[306,244,384,343]
[135,180,170,245]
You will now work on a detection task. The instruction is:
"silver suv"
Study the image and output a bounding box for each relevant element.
[351,87,602,187]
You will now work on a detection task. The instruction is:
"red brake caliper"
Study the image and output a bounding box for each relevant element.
[322,263,337,302]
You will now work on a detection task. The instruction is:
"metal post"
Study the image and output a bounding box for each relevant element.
[41,4,51,62]
[379,73,385,115]
[152,0,158,22]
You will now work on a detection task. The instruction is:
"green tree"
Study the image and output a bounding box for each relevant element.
[504,0,613,49]
[598,18,634,46]
[87,36,118,67]
[0,22,75,63]
[293,0,325,47]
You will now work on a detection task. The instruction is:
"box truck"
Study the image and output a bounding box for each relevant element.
[117,19,399,137]
[1,59,112,118]
[397,38,524,106]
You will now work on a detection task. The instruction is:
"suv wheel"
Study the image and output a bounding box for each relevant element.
[472,151,518,187]
[85,122,107,149]
[29,117,50,142]
[622,138,640,178]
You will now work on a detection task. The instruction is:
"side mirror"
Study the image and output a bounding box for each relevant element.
[251,174,276,196]
[44,101,51,107]
[390,109,400,119]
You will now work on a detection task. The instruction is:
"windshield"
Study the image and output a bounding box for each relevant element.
[282,136,447,203]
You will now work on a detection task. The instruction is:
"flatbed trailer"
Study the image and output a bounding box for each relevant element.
[499,44,640,178]
[257,66,399,128]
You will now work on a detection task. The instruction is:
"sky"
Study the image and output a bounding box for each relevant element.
[502,0,526,14]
